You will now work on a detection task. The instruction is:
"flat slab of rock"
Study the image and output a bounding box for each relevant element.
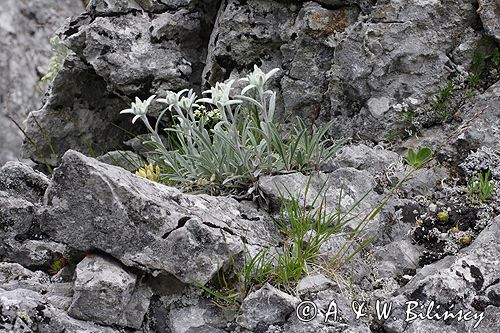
[42,150,278,285]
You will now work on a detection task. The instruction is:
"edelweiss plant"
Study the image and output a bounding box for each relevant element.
[120,65,343,194]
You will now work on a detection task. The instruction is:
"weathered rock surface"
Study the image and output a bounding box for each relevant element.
[0,288,120,333]
[3,1,499,332]
[0,262,120,333]
[327,0,479,139]
[43,150,279,285]
[20,0,491,162]
[237,283,300,330]
[478,0,500,43]
[0,0,82,166]
[204,0,360,124]
[404,79,500,165]
[321,143,400,174]
[22,54,133,165]
[382,216,500,332]
[258,168,384,235]
[0,162,67,269]
[22,0,219,163]
[68,254,151,329]
[96,149,146,172]
[169,298,234,333]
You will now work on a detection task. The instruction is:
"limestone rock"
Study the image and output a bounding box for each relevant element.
[404,79,499,165]
[0,287,120,333]
[0,0,82,166]
[478,0,500,43]
[237,283,300,330]
[22,54,133,165]
[42,150,279,285]
[68,254,151,329]
[321,144,400,173]
[0,162,67,269]
[327,0,478,139]
[382,216,500,332]
[96,150,146,172]
[258,168,384,235]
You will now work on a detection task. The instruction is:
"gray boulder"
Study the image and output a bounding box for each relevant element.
[237,283,300,330]
[258,168,385,235]
[22,54,133,165]
[42,150,279,285]
[97,150,146,172]
[22,0,219,164]
[68,254,151,329]
[322,144,400,173]
[372,239,422,279]
[169,299,234,333]
[296,274,334,296]
[0,262,50,294]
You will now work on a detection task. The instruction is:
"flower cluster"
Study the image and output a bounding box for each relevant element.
[120,65,343,194]
[135,163,161,183]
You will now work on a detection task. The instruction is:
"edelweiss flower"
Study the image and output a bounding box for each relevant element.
[197,80,242,108]
[120,95,156,124]
[157,89,189,110]
[240,65,280,95]
[178,90,199,112]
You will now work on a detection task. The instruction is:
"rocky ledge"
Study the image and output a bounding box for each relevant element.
[1,141,499,332]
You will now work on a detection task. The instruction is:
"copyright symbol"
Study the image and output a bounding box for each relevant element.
[296,301,318,322]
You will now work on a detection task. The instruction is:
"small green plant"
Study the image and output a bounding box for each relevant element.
[467,73,481,87]
[41,36,69,83]
[491,48,500,67]
[120,66,344,194]
[193,154,430,307]
[467,170,495,203]
[49,257,70,274]
[437,211,449,222]
[406,147,432,169]
[433,81,455,122]
[384,128,404,143]
[434,81,454,111]
[401,110,415,124]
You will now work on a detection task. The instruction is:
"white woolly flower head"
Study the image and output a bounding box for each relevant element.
[197,79,242,108]
[120,95,156,123]
[240,65,280,95]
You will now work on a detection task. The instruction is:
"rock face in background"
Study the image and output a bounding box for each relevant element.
[0,0,82,166]
[22,0,220,164]
[19,0,496,163]
[478,0,500,43]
